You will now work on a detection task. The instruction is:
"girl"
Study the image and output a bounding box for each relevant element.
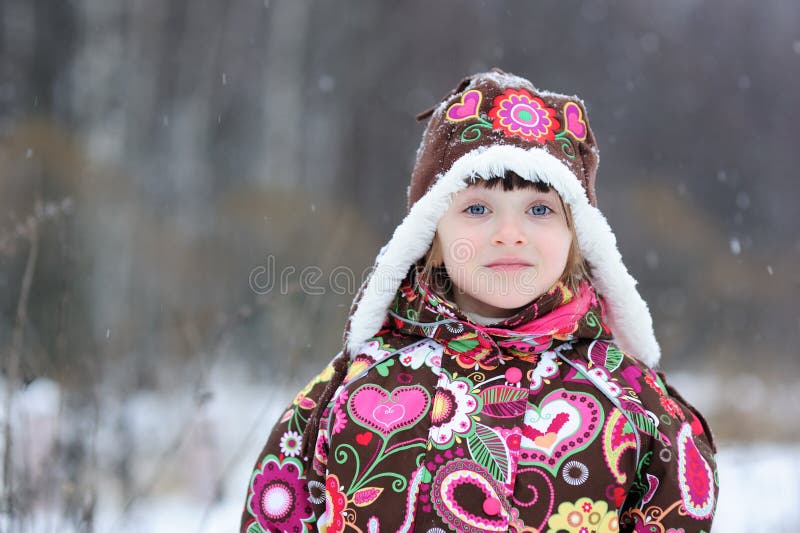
[240,68,718,533]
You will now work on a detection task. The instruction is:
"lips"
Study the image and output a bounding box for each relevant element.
[485,258,534,271]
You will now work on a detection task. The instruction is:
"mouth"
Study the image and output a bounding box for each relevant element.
[484,259,534,272]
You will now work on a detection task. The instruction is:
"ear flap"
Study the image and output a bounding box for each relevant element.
[415,75,474,122]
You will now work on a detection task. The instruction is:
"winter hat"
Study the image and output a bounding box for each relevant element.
[344,68,661,367]
[408,69,599,209]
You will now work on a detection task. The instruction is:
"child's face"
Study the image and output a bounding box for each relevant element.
[436,182,572,318]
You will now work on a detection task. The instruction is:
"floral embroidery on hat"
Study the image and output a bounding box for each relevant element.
[489,88,560,144]
[445,89,493,143]
[444,89,494,142]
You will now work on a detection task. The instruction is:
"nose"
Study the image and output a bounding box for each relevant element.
[491,214,527,246]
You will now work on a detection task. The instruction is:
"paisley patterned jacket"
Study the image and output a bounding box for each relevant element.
[240,278,718,533]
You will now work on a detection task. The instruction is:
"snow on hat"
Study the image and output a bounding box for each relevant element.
[344,68,661,367]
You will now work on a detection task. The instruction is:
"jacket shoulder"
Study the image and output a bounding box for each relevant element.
[563,339,717,457]
[610,345,716,452]
[596,349,720,526]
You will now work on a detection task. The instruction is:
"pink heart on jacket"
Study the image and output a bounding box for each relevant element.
[349,384,430,436]
[520,389,601,475]
[446,90,482,122]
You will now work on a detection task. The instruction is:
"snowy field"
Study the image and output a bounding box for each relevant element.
[2,366,798,532]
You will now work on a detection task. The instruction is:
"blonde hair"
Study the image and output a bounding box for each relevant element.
[417,172,590,299]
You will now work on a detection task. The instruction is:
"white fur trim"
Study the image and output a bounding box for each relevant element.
[346,145,661,367]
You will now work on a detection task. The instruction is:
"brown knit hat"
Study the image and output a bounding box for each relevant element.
[408,68,599,209]
[344,68,661,367]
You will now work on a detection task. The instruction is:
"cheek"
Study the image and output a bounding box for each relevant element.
[436,233,455,266]
[541,228,573,263]
[438,229,481,266]
[443,239,476,268]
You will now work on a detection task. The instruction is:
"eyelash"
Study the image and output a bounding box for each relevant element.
[463,204,553,216]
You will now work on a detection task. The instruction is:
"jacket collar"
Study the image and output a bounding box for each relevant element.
[387,267,613,370]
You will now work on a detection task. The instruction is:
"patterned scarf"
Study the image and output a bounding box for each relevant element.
[387,267,613,370]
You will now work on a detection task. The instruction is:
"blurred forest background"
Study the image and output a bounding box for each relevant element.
[1,0,799,531]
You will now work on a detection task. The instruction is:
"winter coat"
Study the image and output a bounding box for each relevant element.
[240,274,718,533]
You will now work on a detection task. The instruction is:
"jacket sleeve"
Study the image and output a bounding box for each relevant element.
[619,366,719,532]
[239,357,338,533]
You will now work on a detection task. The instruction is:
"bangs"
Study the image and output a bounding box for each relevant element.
[467,170,551,193]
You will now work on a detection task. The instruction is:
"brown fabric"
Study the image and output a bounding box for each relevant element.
[408,67,600,209]
[239,272,719,532]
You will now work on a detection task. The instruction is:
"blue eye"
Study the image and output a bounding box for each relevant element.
[466,204,487,216]
[529,204,551,216]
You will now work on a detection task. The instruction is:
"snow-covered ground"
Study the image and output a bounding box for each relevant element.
[2,366,798,532]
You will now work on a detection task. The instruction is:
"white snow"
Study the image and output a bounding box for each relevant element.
[715,444,800,532]
[730,237,742,255]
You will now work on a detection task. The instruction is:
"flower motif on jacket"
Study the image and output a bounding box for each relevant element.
[344,339,392,384]
[546,496,619,533]
[398,339,443,371]
[644,372,685,421]
[529,350,561,393]
[332,389,350,435]
[318,474,347,533]
[660,396,685,420]
[292,364,335,410]
[489,88,560,144]
[245,454,314,532]
[445,330,497,370]
[429,370,482,448]
[279,430,302,458]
